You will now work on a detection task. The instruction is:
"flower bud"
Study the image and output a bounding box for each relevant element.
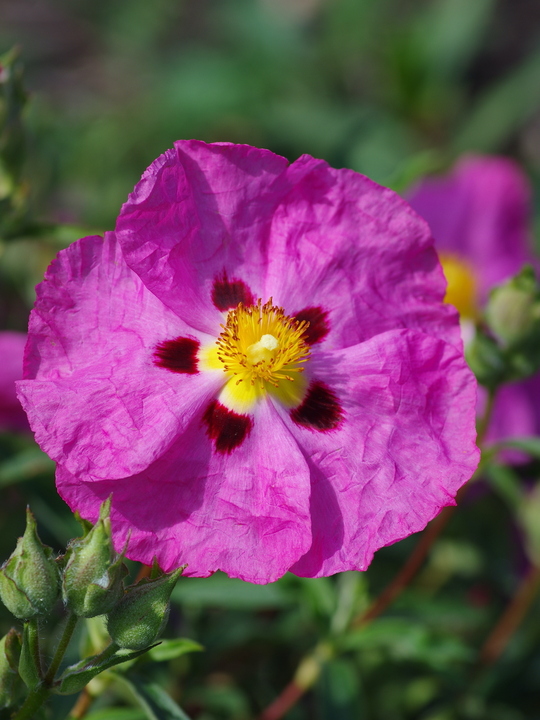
[0,629,23,709]
[0,508,60,620]
[62,497,127,618]
[107,568,183,650]
[485,266,540,347]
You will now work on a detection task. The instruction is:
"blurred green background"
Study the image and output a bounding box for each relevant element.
[2,1,540,719]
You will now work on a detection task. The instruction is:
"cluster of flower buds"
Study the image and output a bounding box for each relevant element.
[467,266,540,389]
[0,500,182,710]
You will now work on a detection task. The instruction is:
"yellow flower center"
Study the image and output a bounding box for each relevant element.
[439,252,478,320]
[201,299,312,413]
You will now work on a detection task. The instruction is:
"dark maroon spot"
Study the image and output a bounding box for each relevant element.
[154,337,200,374]
[293,307,330,345]
[203,400,253,454]
[212,271,255,311]
[290,381,343,431]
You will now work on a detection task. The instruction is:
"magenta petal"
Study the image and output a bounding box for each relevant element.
[116,141,458,350]
[56,399,312,584]
[281,330,479,577]
[407,155,533,298]
[17,233,222,480]
[261,160,460,350]
[0,332,29,433]
[116,141,290,334]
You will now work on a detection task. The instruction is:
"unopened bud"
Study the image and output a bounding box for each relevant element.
[485,266,540,347]
[107,568,183,650]
[0,508,60,619]
[62,498,127,618]
[0,629,23,709]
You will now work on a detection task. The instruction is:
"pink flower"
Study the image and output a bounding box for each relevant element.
[18,141,479,583]
[0,332,29,433]
[408,155,540,453]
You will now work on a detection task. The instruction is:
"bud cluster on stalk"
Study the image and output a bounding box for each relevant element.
[0,499,182,710]
[466,266,540,389]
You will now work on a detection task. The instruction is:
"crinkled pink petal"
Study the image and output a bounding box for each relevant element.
[17,233,223,479]
[281,329,479,577]
[0,332,29,433]
[263,160,460,349]
[116,141,290,335]
[407,155,532,299]
[56,399,312,584]
[116,140,461,350]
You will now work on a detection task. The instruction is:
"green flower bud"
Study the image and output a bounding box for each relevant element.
[0,508,60,620]
[0,629,23,709]
[62,498,128,618]
[107,568,183,650]
[485,266,540,347]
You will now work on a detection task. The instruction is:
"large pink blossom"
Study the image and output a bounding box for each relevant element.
[0,332,29,433]
[408,155,540,451]
[18,141,479,583]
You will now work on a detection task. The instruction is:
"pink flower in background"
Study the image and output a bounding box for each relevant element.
[18,141,478,583]
[0,332,29,433]
[408,155,540,452]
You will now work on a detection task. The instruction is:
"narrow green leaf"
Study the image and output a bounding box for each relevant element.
[119,673,192,720]
[491,436,540,459]
[18,621,41,690]
[146,639,203,663]
[0,448,54,487]
[454,47,540,153]
[85,709,146,720]
[171,571,291,609]
[56,645,158,695]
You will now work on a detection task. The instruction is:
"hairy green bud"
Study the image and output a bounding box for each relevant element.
[485,266,540,347]
[107,568,183,650]
[0,508,60,620]
[62,497,127,618]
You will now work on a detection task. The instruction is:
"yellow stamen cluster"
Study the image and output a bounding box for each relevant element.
[439,252,478,320]
[216,299,311,390]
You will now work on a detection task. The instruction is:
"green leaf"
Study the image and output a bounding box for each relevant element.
[491,436,540,459]
[454,46,540,153]
[118,673,192,720]
[18,621,41,690]
[171,572,291,610]
[56,645,158,695]
[0,448,54,487]
[146,639,203,662]
[85,710,146,720]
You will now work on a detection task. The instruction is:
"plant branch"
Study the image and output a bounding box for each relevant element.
[479,562,540,666]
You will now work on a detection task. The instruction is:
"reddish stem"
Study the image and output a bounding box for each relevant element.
[479,563,540,666]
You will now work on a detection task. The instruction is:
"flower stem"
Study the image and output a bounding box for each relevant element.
[479,562,540,666]
[44,612,79,685]
[12,684,49,720]
[258,643,333,720]
[353,504,456,628]
[13,613,79,720]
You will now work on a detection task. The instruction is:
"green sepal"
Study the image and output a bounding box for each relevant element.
[55,644,159,695]
[18,621,41,690]
[471,266,540,388]
[107,569,183,651]
[0,629,23,709]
